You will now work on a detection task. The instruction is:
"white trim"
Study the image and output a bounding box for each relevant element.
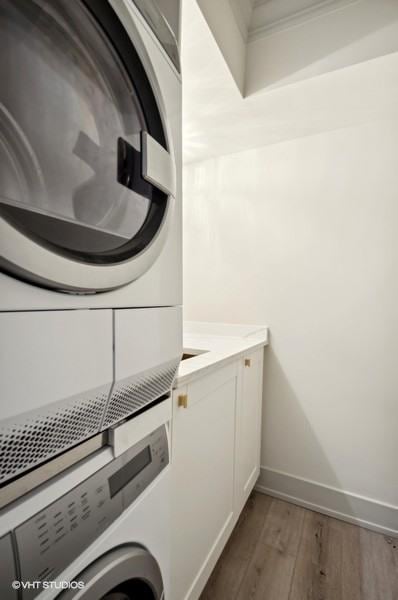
[249,0,360,41]
[255,466,398,537]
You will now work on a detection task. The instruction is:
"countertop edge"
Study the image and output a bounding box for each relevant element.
[173,337,268,388]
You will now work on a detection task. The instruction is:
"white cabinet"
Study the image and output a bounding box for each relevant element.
[171,363,238,600]
[171,348,264,600]
[235,348,264,513]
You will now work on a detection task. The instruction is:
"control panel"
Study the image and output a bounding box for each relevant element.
[14,425,168,599]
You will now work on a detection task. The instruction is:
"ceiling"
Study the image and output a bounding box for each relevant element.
[182,0,398,163]
[191,0,398,96]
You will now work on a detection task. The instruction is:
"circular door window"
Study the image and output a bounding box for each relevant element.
[0,0,175,292]
[100,579,156,599]
[57,546,164,600]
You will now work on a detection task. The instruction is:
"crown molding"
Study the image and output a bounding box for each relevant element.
[249,0,360,42]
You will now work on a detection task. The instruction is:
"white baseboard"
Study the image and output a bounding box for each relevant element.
[255,466,398,537]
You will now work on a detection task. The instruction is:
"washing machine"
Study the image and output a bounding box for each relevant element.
[0,0,182,487]
[0,398,171,600]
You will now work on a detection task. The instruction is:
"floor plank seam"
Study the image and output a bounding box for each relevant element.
[200,493,398,600]
[233,495,274,599]
[286,505,307,600]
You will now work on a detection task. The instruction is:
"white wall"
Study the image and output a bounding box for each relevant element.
[183,62,398,531]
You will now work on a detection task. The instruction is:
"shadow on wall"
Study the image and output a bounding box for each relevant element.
[258,344,398,535]
[246,0,398,94]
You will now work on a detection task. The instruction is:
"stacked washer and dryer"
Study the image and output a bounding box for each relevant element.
[0,1,181,598]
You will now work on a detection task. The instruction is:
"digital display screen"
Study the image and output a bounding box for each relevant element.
[109,446,152,498]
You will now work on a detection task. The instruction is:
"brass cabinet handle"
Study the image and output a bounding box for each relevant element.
[244,358,251,367]
[178,394,188,408]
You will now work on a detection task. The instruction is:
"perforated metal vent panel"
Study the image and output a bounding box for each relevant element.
[102,358,179,429]
[0,386,110,485]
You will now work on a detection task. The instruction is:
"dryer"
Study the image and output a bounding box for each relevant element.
[0,0,181,304]
[0,0,182,486]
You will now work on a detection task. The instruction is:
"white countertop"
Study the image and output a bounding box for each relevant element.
[175,321,269,387]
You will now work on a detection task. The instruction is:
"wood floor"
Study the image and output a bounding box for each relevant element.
[200,492,398,600]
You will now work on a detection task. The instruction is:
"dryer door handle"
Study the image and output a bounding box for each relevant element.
[141,131,176,198]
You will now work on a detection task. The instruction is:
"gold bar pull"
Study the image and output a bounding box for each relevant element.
[178,394,188,408]
[244,358,251,367]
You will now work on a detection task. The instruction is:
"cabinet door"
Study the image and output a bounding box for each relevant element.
[171,363,238,600]
[235,348,264,512]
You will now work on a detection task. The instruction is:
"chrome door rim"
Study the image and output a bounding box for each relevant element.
[57,546,164,599]
[0,198,173,292]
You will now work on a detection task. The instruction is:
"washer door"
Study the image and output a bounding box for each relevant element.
[0,0,176,293]
[58,546,163,600]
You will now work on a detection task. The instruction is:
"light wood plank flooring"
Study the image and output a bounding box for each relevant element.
[200,492,398,600]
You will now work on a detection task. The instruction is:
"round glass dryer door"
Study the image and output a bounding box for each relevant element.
[0,0,176,292]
